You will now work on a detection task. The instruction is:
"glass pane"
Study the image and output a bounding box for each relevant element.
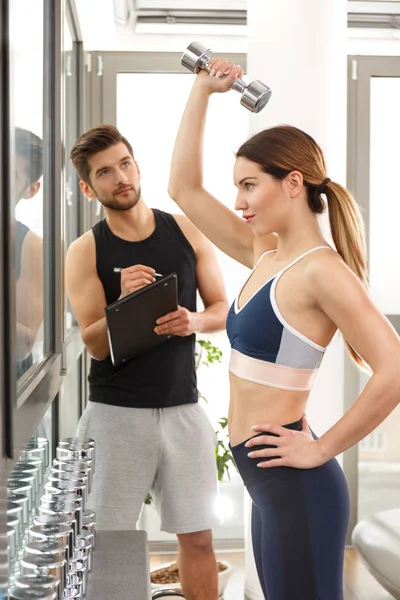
[117,73,249,301]
[358,77,400,520]
[369,77,400,313]
[118,73,248,541]
[64,17,79,334]
[59,357,82,439]
[11,0,46,380]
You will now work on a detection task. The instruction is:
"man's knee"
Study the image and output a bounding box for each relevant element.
[177,529,214,556]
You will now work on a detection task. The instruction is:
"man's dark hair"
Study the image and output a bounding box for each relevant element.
[15,127,43,186]
[70,124,134,184]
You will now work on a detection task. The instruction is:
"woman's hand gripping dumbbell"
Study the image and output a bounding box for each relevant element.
[181,41,272,113]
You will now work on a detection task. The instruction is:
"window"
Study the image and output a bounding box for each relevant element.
[11,0,47,380]
[117,70,249,540]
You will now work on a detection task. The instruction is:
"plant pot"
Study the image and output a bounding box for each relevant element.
[150,559,233,598]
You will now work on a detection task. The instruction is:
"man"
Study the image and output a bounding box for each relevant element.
[14,127,44,378]
[66,124,229,600]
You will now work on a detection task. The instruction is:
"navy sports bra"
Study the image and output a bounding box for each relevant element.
[226,246,331,391]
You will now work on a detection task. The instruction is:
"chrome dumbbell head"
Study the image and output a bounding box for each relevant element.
[41,492,82,510]
[181,41,212,74]
[58,437,95,450]
[7,479,35,512]
[34,514,77,547]
[24,541,69,570]
[14,574,60,599]
[8,588,57,600]
[181,40,272,113]
[241,80,272,113]
[44,480,87,510]
[20,552,67,590]
[56,443,95,473]
[7,492,30,526]
[51,460,93,492]
[28,523,74,560]
[39,502,82,537]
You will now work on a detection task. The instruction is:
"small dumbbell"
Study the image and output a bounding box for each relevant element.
[181,41,272,114]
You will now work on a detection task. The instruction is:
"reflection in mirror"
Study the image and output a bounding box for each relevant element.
[14,128,44,379]
[64,15,79,334]
[11,0,46,380]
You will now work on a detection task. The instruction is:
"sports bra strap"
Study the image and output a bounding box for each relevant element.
[275,245,331,280]
[253,248,277,269]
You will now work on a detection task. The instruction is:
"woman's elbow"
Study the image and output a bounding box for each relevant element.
[168,181,204,205]
[375,364,400,406]
[168,181,179,202]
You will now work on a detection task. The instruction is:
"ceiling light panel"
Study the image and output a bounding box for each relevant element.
[135,0,246,9]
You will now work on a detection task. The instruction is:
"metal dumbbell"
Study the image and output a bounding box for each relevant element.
[181,41,272,113]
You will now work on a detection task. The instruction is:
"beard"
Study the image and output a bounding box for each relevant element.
[96,184,142,211]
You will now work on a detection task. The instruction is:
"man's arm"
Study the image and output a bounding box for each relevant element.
[66,232,159,361]
[16,230,43,359]
[192,226,229,333]
[155,216,229,336]
[65,232,110,361]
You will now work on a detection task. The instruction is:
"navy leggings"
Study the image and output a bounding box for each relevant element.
[230,419,350,600]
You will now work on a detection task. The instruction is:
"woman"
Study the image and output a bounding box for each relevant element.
[165,58,400,599]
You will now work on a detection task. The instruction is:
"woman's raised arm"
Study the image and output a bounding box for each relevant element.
[168,60,258,268]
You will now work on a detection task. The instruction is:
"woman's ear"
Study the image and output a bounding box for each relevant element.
[21,181,41,200]
[286,171,303,198]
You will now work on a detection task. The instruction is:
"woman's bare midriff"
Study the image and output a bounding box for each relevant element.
[228,371,310,446]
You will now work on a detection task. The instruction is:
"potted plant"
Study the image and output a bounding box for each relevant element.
[149,339,236,598]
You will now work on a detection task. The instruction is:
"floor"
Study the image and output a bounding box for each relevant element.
[149,548,395,599]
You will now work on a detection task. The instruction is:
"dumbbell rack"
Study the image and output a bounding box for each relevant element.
[6,437,96,600]
[6,437,153,600]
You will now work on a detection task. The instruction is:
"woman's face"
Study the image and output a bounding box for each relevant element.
[233,157,290,237]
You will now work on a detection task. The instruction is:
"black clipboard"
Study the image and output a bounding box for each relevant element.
[105,273,178,366]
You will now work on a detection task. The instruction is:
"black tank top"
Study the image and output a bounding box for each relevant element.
[16,221,33,377]
[89,209,198,409]
[16,220,30,279]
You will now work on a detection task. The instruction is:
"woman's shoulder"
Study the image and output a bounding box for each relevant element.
[305,247,365,300]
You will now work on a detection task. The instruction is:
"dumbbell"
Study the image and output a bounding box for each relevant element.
[181,41,272,113]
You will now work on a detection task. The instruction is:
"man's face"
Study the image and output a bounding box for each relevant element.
[82,142,141,211]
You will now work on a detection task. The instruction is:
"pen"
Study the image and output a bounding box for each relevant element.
[113,267,163,277]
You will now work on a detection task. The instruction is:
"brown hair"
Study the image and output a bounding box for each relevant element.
[237,125,368,369]
[70,124,134,184]
[15,127,43,185]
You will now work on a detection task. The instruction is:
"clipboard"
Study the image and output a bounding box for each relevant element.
[105,273,178,366]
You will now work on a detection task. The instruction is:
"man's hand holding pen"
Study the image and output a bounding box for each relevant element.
[116,264,162,299]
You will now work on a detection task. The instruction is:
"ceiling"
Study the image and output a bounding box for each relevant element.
[74,0,400,52]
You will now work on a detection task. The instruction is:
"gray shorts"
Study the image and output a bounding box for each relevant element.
[77,401,218,534]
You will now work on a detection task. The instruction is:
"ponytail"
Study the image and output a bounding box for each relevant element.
[325,182,369,370]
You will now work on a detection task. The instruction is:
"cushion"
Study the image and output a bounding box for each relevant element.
[352,508,400,599]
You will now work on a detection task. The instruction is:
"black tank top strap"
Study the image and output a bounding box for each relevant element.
[152,209,196,261]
